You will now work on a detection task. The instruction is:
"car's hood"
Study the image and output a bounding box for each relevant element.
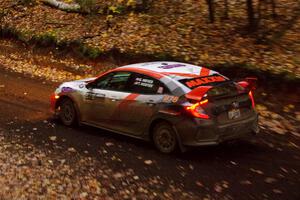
[73,77,97,83]
[58,77,96,92]
[66,77,96,86]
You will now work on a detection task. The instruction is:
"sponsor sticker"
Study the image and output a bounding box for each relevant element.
[162,95,179,103]
[85,92,96,100]
[79,84,85,88]
[61,87,75,93]
[157,86,164,94]
[183,75,226,88]
[134,78,154,88]
[158,64,185,69]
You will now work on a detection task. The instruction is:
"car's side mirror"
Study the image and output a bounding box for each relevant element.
[237,77,257,91]
[86,81,95,90]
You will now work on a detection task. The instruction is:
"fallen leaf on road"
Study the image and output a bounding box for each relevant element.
[291,132,300,138]
[280,167,288,173]
[264,177,277,184]
[222,181,229,188]
[105,142,114,147]
[49,136,57,141]
[68,147,76,152]
[113,172,123,179]
[80,192,88,198]
[272,189,283,194]
[230,161,237,165]
[144,160,153,165]
[250,168,264,175]
[214,184,223,193]
[195,181,204,187]
[296,112,300,121]
[240,180,252,185]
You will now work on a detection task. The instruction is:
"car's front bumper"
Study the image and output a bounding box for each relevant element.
[175,112,259,146]
[50,93,60,114]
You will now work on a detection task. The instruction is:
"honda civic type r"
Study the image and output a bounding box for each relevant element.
[51,62,259,153]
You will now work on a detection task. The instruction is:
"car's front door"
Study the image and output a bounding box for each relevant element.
[117,73,169,135]
[82,71,132,130]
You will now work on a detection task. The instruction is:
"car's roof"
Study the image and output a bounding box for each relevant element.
[118,61,219,80]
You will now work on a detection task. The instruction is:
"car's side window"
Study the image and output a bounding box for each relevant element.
[93,73,114,89]
[103,71,132,91]
[93,72,131,91]
[128,73,169,94]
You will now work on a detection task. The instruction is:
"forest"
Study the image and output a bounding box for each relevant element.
[0,0,299,80]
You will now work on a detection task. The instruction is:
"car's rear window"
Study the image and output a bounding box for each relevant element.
[207,82,239,98]
[179,75,227,89]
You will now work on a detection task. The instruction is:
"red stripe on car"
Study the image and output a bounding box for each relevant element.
[110,93,140,119]
[124,93,140,101]
[200,68,210,77]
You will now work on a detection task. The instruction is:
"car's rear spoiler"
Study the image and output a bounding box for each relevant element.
[180,74,227,101]
[185,86,212,101]
[185,77,257,101]
[184,79,235,101]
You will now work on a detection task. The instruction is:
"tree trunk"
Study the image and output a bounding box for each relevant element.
[246,0,256,30]
[206,0,215,23]
[270,0,277,18]
[223,0,229,19]
[41,0,81,12]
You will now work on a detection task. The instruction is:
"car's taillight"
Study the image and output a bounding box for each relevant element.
[185,99,209,119]
[248,91,255,109]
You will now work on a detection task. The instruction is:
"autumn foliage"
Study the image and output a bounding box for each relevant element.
[0,0,299,79]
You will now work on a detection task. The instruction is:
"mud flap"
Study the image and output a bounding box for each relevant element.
[172,125,187,153]
[252,115,260,135]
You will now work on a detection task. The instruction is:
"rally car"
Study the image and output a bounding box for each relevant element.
[51,62,259,153]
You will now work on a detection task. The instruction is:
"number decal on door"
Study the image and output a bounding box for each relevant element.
[85,92,95,100]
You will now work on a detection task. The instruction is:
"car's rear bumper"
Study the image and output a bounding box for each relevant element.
[175,112,259,147]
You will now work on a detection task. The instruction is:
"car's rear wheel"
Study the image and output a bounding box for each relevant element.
[152,122,178,154]
[58,98,77,126]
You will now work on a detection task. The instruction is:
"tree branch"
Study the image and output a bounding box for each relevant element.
[41,0,81,12]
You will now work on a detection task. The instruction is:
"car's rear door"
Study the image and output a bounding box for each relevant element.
[116,73,169,136]
[82,71,132,130]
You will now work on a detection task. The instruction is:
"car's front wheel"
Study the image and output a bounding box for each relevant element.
[58,98,77,126]
[152,122,178,154]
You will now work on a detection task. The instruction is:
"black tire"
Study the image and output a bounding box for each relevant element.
[58,98,77,126]
[152,122,178,154]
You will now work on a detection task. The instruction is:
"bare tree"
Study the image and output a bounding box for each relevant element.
[257,0,277,28]
[258,0,277,19]
[246,0,256,30]
[206,0,215,23]
[270,0,277,18]
[223,0,229,19]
